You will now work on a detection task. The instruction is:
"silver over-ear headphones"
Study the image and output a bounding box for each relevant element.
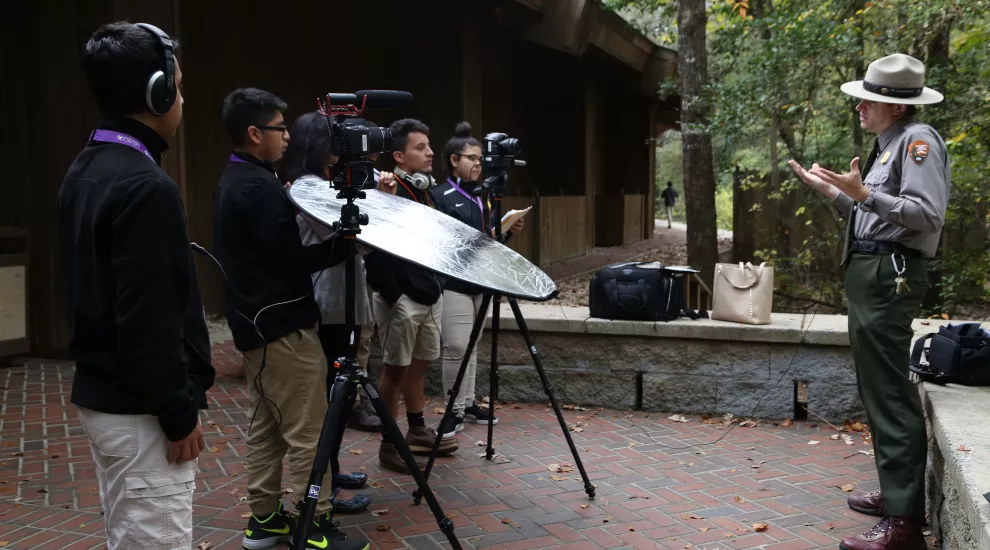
[394,167,436,190]
[134,23,177,116]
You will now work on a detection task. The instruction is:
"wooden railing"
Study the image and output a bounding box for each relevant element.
[685,272,713,312]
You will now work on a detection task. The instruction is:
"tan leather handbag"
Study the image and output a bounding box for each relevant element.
[711,262,774,325]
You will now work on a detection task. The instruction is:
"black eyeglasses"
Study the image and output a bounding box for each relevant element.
[256,125,288,133]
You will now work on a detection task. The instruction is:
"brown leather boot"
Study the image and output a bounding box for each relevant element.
[839,516,927,550]
[378,441,427,474]
[848,490,883,517]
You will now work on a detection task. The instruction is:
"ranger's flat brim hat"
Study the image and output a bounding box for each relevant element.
[840,53,944,105]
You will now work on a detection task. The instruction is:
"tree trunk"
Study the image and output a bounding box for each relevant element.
[677,0,720,286]
[922,20,952,312]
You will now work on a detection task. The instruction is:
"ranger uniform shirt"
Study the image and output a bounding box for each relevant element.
[832,117,950,258]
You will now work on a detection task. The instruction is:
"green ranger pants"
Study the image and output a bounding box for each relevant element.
[844,251,928,518]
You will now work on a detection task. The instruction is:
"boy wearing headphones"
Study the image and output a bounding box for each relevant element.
[213,89,367,550]
[365,119,459,474]
[56,22,214,549]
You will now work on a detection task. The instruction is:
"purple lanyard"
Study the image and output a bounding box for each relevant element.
[89,130,155,162]
[229,153,251,164]
[447,178,484,216]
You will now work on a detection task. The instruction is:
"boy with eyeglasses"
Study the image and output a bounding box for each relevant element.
[213,88,368,550]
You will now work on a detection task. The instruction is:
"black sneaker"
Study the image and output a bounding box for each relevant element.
[301,511,370,550]
[441,415,464,438]
[243,501,294,549]
[465,403,499,425]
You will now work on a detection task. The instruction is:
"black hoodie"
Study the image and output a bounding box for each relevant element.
[364,174,446,305]
[56,117,215,442]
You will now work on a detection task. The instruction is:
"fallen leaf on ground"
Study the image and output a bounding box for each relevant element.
[209,447,218,453]
[369,481,382,488]
[699,527,710,532]
[735,496,745,504]
[13,452,23,457]
[563,404,588,411]
[680,514,705,520]
[376,524,390,532]
[580,504,590,509]
[38,488,48,494]
[501,518,511,524]
[550,475,570,481]
[50,454,60,459]
[840,484,856,492]
[957,445,970,452]
[730,469,737,473]
[808,440,820,445]
[0,543,7,548]
[827,523,835,530]
[739,420,758,428]
[603,516,612,523]
[475,440,485,447]
[282,487,293,494]
[348,449,362,455]
[845,420,868,432]
[781,418,794,427]
[432,408,445,414]
[241,512,253,518]
[198,543,212,550]
[239,497,247,502]
[830,435,840,440]
[512,405,522,409]
[370,509,389,517]
[629,527,635,531]
[668,414,690,423]
[752,522,769,532]
[548,463,574,473]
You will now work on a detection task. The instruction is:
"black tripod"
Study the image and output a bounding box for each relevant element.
[292,159,461,550]
[411,158,596,504]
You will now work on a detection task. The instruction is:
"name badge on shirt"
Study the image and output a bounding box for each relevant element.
[880,151,891,165]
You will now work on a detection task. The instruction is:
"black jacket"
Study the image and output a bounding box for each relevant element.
[364,174,446,306]
[213,153,346,352]
[56,117,215,442]
[432,178,512,296]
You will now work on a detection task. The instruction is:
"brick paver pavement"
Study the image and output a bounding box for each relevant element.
[0,360,936,550]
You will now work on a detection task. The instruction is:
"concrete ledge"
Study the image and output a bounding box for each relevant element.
[922,382,990,550]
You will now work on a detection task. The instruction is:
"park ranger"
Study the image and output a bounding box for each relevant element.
[788,53,948,550]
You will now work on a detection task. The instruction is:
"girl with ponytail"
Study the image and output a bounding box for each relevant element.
[433,122,525,434]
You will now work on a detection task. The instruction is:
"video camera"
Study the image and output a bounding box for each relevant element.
[479,132,525,198]
[316,90,413,192]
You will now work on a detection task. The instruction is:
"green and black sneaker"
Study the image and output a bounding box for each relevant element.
[243,501,294,549]
[299,511,370,550]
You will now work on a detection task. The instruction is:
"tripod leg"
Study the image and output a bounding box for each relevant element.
[361,381,462,550]
[293,372,358,550]
[486,293,501,459]
[412,293,493,503]
[507,297,596,499]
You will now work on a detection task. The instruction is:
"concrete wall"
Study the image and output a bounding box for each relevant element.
[367,304,872,422]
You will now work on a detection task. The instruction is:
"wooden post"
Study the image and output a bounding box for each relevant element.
[584,75,598,251]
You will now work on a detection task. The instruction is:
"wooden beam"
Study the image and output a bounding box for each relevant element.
[584,75,598,252]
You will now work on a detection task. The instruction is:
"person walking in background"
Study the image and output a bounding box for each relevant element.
[661,181,678,228]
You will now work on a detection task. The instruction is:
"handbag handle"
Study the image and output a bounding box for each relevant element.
[718,262,766,290]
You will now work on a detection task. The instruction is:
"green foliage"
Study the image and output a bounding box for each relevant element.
[615,0,990,315]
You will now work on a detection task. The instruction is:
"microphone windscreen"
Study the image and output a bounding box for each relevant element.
[355,90,413,109]
[327,93,359,105]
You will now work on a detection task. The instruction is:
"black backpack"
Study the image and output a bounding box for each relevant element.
[589,261,707,322]
[909,322,990,386]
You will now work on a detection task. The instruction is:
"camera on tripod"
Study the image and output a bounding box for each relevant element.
[480,132,525,199]
[317,90,412,193]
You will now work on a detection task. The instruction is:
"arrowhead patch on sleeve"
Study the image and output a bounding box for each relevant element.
[908,140,930,165]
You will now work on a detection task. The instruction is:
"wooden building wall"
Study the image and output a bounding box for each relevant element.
[1,0,669,354]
